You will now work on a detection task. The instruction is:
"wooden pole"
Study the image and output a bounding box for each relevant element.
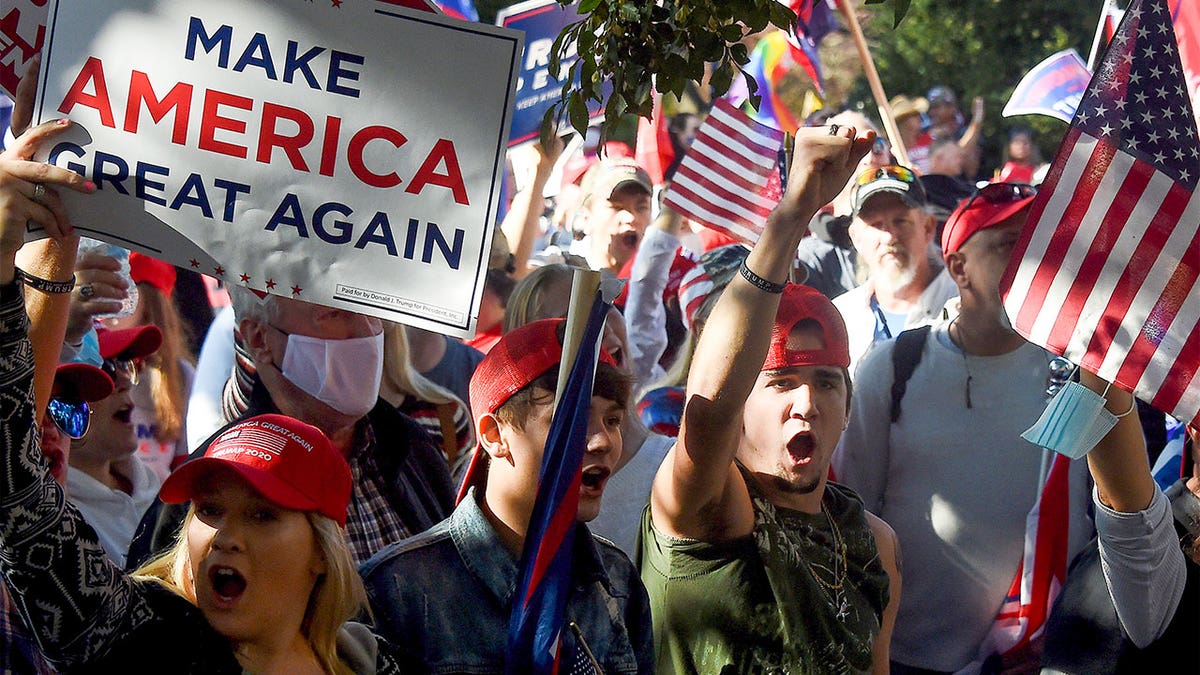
[835,0,911,168]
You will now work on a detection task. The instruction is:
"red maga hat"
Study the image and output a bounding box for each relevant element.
[941,183,1037,254]
[129,252,177,296]
[97,324,162,361]
[159,414,353,526]
[52,363,114,402]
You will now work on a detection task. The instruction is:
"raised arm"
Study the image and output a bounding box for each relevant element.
[0,123,144,669]
[501,135,563,279]
[1079,369,1186,647]
[651,126,874,540]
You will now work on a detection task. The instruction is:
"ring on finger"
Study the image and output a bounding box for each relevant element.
[79,284,95,300]
[31,183,46,204]
[828,124,840,136]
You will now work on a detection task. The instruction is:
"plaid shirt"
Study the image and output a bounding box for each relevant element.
[1,583,55,675]
[344,423,413,564]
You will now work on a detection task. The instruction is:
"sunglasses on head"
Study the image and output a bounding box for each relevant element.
[945,182,1038,234]
[102,358,140,386]
[856,165,917,187]
[48,397,91,439]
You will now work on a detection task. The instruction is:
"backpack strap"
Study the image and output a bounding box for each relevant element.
[890,324,932,423]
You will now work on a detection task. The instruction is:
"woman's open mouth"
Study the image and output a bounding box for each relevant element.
[209,566,247,605]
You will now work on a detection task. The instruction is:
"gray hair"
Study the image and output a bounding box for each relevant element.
[227,285,281,325]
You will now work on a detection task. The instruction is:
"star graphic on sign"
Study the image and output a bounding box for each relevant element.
[189,259,199,268]
[214,266,225,276]
[291,285,303,295]
[266,279,277,290]
[332,0,342,6]
[240,273,251,283]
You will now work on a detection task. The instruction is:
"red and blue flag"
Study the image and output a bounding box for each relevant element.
[506,289,610,675]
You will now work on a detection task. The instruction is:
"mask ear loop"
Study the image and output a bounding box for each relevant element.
[1098,375,1138,417]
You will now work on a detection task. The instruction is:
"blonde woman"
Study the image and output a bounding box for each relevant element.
[379,321,474,481]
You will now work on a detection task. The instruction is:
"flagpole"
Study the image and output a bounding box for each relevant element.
[1087,0,1117,70]
[835,0,912,168]
[554,268,602,404]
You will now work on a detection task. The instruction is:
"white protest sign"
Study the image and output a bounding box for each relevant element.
[33,0,521,337]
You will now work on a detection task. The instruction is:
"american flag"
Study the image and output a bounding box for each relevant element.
[784,0,839,96]
[1000,0,1200,427]
[506,290,610,675]
[664,98,785,245]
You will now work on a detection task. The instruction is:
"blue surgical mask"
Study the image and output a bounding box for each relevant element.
[1021,380,1118,459]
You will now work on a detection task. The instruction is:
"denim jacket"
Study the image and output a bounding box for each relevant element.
[360,489,654,674]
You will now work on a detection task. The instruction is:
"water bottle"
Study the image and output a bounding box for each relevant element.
[78,237,139,319]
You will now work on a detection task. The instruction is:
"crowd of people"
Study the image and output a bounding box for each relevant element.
[0,40,1195,675]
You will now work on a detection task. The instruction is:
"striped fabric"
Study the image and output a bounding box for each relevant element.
[1001,0,1200,427]
[665,99,786,245]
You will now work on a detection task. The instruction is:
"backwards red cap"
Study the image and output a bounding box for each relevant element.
[458,318,617,502]
[762,284,851,371]
[160,414,352,526]
[941,184,1037,254]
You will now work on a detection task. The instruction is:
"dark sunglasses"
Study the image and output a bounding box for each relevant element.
[48,397,91,439]
[856,164,917,187]
[102,358,140,386]
[946,182,1038,234]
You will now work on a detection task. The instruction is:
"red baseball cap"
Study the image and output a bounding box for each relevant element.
[941,183,1038,254]
[762,284,851,371]
[129,252,177,296]
[160,414,353,526]
[458,318,617,502]
[97,324,162,361]
[52,363,114,402]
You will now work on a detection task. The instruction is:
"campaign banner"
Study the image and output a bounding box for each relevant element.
[496,0,605,147]
[1002,49,1091,124]
[0,0,48,99]
[33,0,522,337]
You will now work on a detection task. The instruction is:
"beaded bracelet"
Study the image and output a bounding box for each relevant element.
[739,261,786,294]
[17,268,76,294]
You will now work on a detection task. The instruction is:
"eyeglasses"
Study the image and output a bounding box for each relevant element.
[102,358,140,386]
[47,397,91,439]
[856,164,917,187]
[946,182,1038,233]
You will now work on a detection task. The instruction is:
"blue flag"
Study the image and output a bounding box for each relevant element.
[506,290,609,675]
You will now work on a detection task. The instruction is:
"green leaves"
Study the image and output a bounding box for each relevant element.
[542,0,798,142]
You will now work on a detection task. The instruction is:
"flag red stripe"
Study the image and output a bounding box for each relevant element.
[1151,316,1200,415]
[1045,158,1154,352]
[684,135,777,182]
[667,180,771,229]
[1016,137,1119,332]
[671,169,776,217]
[522,471,581,606]
[704,113,784,165]
[1003,130,1079,309]
[1081,180,1192,371]
[674,155,776,202]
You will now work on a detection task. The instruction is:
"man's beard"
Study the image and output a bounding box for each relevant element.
[876,250,917,289]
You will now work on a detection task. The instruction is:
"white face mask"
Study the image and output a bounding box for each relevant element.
[279,331,384,417]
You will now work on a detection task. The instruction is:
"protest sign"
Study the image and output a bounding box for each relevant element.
[496,0,604,147]
[1002,49,1091,124]
[33,0,522,337]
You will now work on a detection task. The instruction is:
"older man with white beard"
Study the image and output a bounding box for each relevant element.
[834,165,957,376]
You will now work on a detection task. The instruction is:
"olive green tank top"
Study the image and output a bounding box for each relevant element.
[638,476,889,674]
